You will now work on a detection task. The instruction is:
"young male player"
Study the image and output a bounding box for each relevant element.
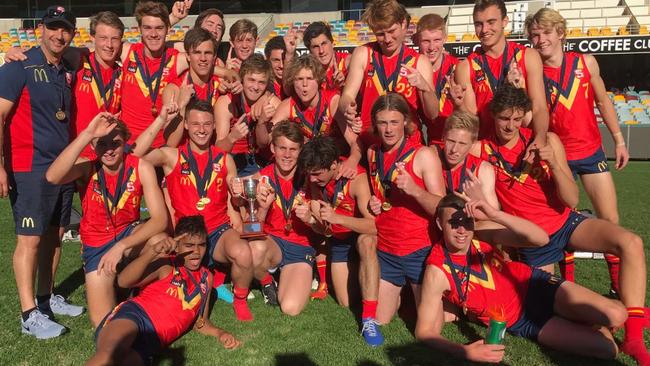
[474,84,650,364]
[134,100,256,322]
[87,216,240,366]
[248,121,317,316]
[414,14,459,146]
[338,0,438,175]
[193,8,227,63]
[303,21,350,93]
[0,6,82,338]
[525,8,629,293]
[415,193,627,363]
[366,93,445,337]
[454,0,548,147]
[46,111,169,327]
[224,19,258,72]
[264,35,296,99]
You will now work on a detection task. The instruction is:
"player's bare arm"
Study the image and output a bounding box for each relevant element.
[537,132,579,208]
[523,48,549,147]
[397,147,445,217]
[454,59,478,115]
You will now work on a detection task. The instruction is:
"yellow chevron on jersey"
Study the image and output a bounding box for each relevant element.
[370,53,418,94]
[483,143,550,184]
[90,168,137,212]
[127,50,175,98]
[178,152,225,191]
[470,50,525,94]
[369,147,417,198]
[550,57,585,111]
[442,239,496,291]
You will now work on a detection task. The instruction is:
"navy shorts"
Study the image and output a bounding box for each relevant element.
[232,153,261,177]
[519,211,587,267]
[270,235,316,267]
[378,246,431,286]
[82,224,137,273]
[567,147,609,178]
[329,234,358,263]
[9,171,74,235]
[95,301,161,365]
[508,269,565,341]
[206,223,231,267]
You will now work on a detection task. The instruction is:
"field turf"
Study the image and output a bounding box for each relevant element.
[0,161,648,365]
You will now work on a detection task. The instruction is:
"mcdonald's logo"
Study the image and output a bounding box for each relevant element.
[180,176,192,186]
[597,161,608,172]
[79,82,91,93]
[21,217,35,228]
[33,68,49,83]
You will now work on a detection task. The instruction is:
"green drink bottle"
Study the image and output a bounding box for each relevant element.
[486,307,507,345]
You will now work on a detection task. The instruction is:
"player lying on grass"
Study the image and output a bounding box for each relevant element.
[46,111,169,328]
[87,215,240,366]
[416,193,627,363]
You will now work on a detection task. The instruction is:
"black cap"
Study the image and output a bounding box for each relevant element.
[42,6,76,30]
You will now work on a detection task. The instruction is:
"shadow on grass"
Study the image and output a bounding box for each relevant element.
[54,266,84,298]
[385,341,515,366]
[154,345,187,366]
[274,352,317,366]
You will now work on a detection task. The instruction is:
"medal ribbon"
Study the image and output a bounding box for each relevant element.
[544,54,579,114]
[235,94,256,152]
[478,41,515,92]
[188,73,214,106]
[97,163,134,227]
[294,92,326,137]
[182,144,217,199]
[174,264,209,316]
[443,154,468,194]
[443,244,473,306]
[486,131,530,178]
[133,48,168,107]
[90,55,120,111]
[375,138,413,200]
[322,177,347,208]
[271,166,300,222]
[434,54,450,97]
[372,46,407,92]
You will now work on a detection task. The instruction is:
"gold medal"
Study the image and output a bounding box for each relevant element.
[381,201,392,211]
[195,317,205,329]
[200,197,211,204]
[55,109,66,121]
[151,106,158,116]
[284,222,293,233]
[196,200,206,211]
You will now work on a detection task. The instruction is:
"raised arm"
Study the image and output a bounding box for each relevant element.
[454,59,477,115]
[536,132,578,208]
[117,234,180,289]
[523,48,549,147]
[131,102,179,157]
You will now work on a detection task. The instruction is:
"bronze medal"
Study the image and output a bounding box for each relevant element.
[55,109,66,121]
[195,317,205,329]
[381,201,392,211]
[284,222,293,233]
[196,200,205,211]
[151,106,158,116]
[200,197,211,205]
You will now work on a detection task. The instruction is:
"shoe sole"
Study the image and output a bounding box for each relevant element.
[21,326,66,340]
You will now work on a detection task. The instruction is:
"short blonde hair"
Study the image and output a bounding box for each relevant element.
[525,8,567,41]
[362,0,410,32]
[443,111,479,141]
[283,54,325,99]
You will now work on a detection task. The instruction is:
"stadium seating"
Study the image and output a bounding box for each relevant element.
[611,90,650,125]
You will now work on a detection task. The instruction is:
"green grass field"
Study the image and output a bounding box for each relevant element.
[0,162,648,365]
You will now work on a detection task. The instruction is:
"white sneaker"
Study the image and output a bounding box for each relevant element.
[49,294,84,317]
[21,309,66,339]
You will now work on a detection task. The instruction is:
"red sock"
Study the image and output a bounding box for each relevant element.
[362,300,378,320]
[559,251,575,282]
[233,286,253,322]
[212,269,227,289]
[259,273,273,287]
[622,307,650,365]
[316,260,327,285]
[604,254,620,293]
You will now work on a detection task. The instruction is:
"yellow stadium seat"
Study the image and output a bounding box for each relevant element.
[642,99,650,105]
[613,95,626,102]
[447,34,457,42]
[631,107,644,113]
[587,27,600,36]
[640,25,648,35]
[461,33,473,41]
[600,27,613,36]
[624,120,639,125]
[618,26,629,35]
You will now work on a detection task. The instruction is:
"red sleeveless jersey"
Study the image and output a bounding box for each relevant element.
[227,92,256,154]
[288,89,337,140]
[359,43,422,147]
[131,260,210,347]
[258,164,312,246]
[323,51,349,93]
[425,54,459,146]
[165,144,230,233]
[479,128,570,235]
[269,79,287,99]
[467,42,528,139]
[426,240,533,327]
[171,70,222,107]
[368,138,436,255]
[543,52,600,161]
[80,154,142,247]
[121,43,179,148]
[318,164,365,239]
[72,52,122,160]
[440,151,483,194]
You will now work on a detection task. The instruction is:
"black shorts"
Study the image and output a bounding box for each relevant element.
[9,171,74,236]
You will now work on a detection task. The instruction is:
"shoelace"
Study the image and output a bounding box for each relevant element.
[27,312,47,328]
[361,319,378,337]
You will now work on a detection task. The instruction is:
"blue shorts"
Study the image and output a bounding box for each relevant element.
[232,153,261,177]
[9,171,74,235]
[206,223,231,267]
[508,269,565,341]
[270,235,316,267]
[95,301,161,365]
[518,211,587,267]
[567,147,609,178]
[329,234,358,263]
[82,224,137,273]
[378,246,431,286]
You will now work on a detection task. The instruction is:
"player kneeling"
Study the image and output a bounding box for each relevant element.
[87,216,240,366]
[415,194,627,363]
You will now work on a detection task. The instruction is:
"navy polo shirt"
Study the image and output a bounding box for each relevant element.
[0,46,75,172]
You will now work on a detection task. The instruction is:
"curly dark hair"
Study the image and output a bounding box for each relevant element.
[298,135,340,173]
[488,83,532,115]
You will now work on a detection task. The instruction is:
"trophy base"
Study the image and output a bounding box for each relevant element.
[240,221,266,240]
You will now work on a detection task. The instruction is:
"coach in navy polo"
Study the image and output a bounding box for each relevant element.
[0,6,83,339]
